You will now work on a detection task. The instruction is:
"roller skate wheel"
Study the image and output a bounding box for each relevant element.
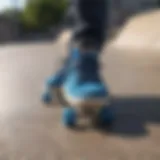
[42,92,52,104]
[98,107,115,126]
[62,108,77,127]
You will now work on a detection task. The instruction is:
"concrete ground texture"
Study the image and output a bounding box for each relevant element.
[0,10,160,160]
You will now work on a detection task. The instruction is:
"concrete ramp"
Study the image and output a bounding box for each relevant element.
[104,9,160,96]
[110,9,160,51]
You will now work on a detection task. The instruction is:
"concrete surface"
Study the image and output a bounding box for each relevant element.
[0,10,160,160]
[111,9,160,51]
[0,40,159,160]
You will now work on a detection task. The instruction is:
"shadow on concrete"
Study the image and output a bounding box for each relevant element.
[99,97,160,137]
[56,96,160,137]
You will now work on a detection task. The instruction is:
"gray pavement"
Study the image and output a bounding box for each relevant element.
[0,41,159,160]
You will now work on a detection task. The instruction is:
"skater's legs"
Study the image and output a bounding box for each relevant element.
[70,0,109,51]
[42,0,109,104]
[62,0,111,106]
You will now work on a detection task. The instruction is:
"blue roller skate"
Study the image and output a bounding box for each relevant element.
[61,48,114,127]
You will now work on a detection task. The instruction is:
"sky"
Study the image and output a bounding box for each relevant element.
[0,0,26,11]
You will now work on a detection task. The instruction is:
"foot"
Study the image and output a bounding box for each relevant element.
[62,48,109,107]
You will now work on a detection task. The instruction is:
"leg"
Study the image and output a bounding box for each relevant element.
[70,0,109,51]
[43,0,110,108]
[61,0,114,126]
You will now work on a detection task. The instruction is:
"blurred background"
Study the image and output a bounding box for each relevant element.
[0,0,159,43]
[0,0,68,42]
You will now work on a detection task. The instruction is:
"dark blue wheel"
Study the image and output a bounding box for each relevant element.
[62,108,77,127]
[42,92,52,104]
[98,107,115,126]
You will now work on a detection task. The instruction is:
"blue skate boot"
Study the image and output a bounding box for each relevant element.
[62,48,114,127]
